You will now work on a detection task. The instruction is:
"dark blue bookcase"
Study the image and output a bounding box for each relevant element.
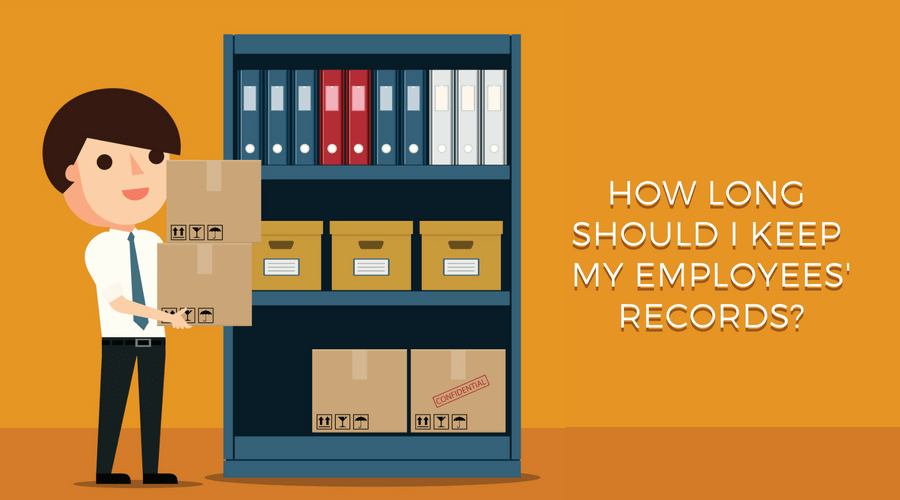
[222,34,521,478]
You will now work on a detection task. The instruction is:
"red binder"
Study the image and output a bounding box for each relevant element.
[319,70,344,165]
[345,70,371,165]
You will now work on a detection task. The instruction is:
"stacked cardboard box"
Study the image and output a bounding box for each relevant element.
[157,160,260,326]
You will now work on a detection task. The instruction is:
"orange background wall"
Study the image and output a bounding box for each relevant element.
[0,0,897,429]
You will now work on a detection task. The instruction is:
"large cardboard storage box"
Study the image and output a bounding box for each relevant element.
[157,243,252,326]
[253,221,322,290]
[312,350,407,433]
[420,221,503,290]
[330,221,413,290]
[411,350,506,433]
[166,160,261,243]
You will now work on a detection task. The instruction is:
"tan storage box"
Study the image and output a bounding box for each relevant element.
[312,350,407,433]
[166,160,261,243]
[411,349,506,433]
[252,221,322,290]
[420,221,503,290]
[330,221,412,290]
[157,243,252,326]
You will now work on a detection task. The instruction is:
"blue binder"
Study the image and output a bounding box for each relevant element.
[374,70,399,165]
[266,70,289,165]
[401,70,426,165]
[239,70,261,160]
[293,70,318,165]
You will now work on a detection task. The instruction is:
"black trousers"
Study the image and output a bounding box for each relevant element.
[96,343,165,474]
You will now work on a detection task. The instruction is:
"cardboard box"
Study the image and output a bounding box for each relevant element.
[420,221,503,290]
[166,160,261,243]
[253,221,322,290]
[330,221,413,290]
[411,350,506,433]
[157,243,252,326]
[312,350,407,433]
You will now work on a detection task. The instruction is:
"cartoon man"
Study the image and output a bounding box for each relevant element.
[43,89,190,485]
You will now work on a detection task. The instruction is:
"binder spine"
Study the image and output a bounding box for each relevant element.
[320,70,344,165]
[429,70,455,165]
[374,70,399,165]
[482,70,507,165]
[346,70,371,165]
[293,70,317,165]
[455,70,481,165]
[266,70,289,165]
[239,70,261,160]
[401,70,427,165]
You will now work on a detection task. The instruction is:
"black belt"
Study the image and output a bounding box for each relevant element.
[101,338,165,347]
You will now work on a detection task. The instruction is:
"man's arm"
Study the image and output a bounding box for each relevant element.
[109,297,191,329]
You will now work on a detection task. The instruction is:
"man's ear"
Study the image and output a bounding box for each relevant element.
[65,163,79,183]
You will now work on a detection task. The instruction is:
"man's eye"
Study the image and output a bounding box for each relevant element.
[149,150,164,165]
[97,154,112,170]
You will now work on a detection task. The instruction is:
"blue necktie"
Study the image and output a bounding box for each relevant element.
[128,233,148,330]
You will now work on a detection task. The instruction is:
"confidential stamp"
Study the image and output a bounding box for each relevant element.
[432,375,490,408]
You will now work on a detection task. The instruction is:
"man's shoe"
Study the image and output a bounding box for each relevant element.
[96,473,131,484]
[143,473,178,484]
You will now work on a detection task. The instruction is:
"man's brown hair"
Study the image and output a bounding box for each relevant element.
[43,88,181,193]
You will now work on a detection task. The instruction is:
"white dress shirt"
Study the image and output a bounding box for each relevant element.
[85,228,165,338]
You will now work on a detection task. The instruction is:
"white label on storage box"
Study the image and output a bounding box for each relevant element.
[354,259,390,276]
[264,258,300,276]
[444,259,480,276]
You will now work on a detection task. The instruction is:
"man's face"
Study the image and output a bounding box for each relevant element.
[64,138,168,226]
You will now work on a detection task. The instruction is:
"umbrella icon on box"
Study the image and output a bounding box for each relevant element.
[452,414,467,430]
[207,225,223,240]
[353,414,369,430]
[199,309,214,323]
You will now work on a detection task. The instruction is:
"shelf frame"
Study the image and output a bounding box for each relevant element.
[223,33,521,479]
[262,164,510,180]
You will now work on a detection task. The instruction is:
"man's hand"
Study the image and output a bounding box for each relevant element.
[168,308,192,330]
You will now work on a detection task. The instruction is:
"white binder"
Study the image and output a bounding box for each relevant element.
[482,70,506,165]
[455,70,481,165]
[429,70,455,165]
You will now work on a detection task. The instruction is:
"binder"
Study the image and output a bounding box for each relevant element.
[266,70,289,165]
[319,70,344,165]
[455,70,481,165]
[401,70,426,165]
[293,70,317,165]
[482,70,507,165]
[239,70,261,160]
[429,70,455,165]
[374,70,399,165]
[346,70,371,165]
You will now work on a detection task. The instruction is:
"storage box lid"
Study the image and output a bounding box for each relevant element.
[330,221,413,236]
[262,221,323,236]
[419,221,503,236]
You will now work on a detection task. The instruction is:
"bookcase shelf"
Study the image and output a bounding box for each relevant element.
[223,34,521,479]
[262,164,510,180]
[252,290,510,307]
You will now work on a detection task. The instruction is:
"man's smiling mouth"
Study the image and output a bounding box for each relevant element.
[122,188,149,201]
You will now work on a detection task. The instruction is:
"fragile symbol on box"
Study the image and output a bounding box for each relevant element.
[182,308,196,324]
[198,308,215,323]
[451,414,468,430]
[415,414,431,430]
[352,414,369,430]
[170,225,187,241]
[207,224,224,241]
[334,414,351,430]
[433,414,450,430]
[189,225,205,240]
[316,414,333,430]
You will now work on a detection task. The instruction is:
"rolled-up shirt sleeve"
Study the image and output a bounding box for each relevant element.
[85,237,124,303]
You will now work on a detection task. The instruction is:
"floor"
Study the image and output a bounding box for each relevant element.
[1,428,898,498]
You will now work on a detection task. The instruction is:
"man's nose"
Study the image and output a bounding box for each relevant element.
[130,154,144,175]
